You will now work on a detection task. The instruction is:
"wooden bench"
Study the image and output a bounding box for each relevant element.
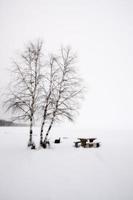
[95,142,100,148]
[74,141,81,147]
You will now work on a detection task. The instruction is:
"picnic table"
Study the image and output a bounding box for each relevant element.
[74,137,100,148]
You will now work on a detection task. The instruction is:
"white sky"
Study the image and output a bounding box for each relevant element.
[0,0,133,130]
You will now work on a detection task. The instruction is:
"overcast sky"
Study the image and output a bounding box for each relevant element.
[0,0,133,130]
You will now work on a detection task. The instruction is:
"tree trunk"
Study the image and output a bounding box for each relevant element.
[44,117,54,142]
[40,120,44,144]
[40,102,49,145]
[28,117,33,146]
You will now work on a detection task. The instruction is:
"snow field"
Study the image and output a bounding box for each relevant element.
[0,127,133,200]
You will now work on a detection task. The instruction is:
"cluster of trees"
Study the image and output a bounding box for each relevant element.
[5,40,84,149]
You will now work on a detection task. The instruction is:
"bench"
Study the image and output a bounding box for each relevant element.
[74,141,81,147]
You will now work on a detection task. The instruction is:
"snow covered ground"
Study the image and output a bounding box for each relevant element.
[0,127,133,200]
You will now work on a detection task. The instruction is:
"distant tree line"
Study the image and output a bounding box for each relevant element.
[4,40,84,149]
[0,119,13,126]
[0,119,27,126]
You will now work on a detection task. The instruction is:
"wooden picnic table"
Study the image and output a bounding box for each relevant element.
[74,137,100,148]
[78,138,96,142]
[77,138,97,147]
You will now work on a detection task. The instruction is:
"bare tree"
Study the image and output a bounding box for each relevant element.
[5,40,44,147]
[39,55,61,145]
[42,47,84,145]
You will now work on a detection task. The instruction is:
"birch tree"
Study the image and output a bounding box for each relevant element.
[5,40,44,147]
[42,47,84,145]
[39,55,61,145]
